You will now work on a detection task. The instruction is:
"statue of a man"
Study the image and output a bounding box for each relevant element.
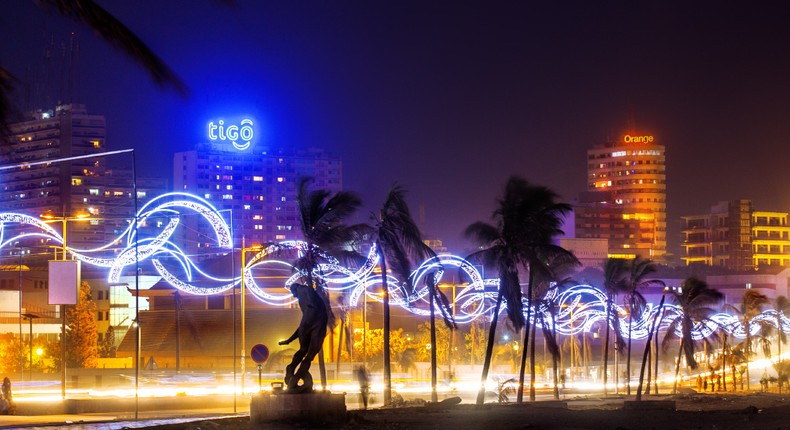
[279,282,328,393]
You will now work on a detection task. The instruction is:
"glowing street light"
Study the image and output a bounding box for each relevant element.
[40,210,90,260]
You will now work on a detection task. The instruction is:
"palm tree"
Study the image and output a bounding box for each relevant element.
[636,291,667,400]
[465,177,575,404]
[465,191,526,405]
[726,289,769,391]
[775,296,789,361]
[514,185,576,403]
[776,295,789,392]
[662,277,723,393]
[3,1,188,129]
[371,185,439,405]
[294,177,363,389]
[533,266,576,400]
[600,258,627,397]
[425,273,455,403]
[622,257,664,395]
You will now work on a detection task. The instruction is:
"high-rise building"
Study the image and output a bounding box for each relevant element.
[173,124,342,250]
[575,132,666,262]
[681,200,790,271]
[681,200,753,270]
[0,104,168,251]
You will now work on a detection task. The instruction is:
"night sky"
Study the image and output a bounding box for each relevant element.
[3,1,790,258]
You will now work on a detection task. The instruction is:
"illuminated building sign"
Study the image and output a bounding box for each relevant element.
[623,134,654,144]
[208,118,254,150]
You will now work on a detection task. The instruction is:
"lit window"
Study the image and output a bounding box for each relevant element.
[226,185,233,190]
[254,225,263,230]
[89,188,99,196]
[113,191,124,196]
[276,234,286,240]
[71,178,83,186]
[91,140,101,148]
[253,176,263,182]
[244,204,251,210]
[253,215,263,220]
[222,194,233,200]
[136,191,147,198]
[277,177,284,183]
[281,196,286,202]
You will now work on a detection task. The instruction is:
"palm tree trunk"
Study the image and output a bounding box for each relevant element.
[779,313,783,364]
[645,346,652,395]
[517,269,535,403]
[778,313,782,394]
[746,330,751,391]
[335,316,344,382]
[379,244,392,406]
[636,294,665,400]
[430,286,438,403]
[553,320,560,399]
[673,339,683,394]
[529,317,538,401]
[603,299,612,397]
[626,312,633,396]
[654,323,660,394]
[721,330,727,391]
[476,289,503,406]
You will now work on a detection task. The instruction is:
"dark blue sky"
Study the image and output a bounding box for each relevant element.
[3,1,790,257]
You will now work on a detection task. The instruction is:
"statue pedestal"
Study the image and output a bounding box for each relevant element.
[250,391,346,424]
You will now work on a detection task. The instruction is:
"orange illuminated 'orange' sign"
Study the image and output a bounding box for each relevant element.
[623,134,654,144]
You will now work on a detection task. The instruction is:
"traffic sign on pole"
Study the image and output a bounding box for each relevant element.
[251,344,270,364]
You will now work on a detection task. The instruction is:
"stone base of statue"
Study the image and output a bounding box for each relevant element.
[250,391,347,425]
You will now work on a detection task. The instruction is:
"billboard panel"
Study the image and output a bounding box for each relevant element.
[48,260,80,305]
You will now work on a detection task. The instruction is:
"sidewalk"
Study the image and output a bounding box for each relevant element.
[0,411,243,429]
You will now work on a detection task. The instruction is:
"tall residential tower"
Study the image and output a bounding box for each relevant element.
[173,117,343,252]
[576,132,667,262]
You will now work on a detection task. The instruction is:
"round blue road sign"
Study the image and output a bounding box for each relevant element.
[251,344,269,364]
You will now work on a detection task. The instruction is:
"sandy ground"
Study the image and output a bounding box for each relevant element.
[141,392,790,430]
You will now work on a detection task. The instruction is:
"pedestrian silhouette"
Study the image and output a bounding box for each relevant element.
[0,377,14,415]
[355,366,370,409]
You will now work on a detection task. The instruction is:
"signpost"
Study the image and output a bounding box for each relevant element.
[251,344,269,392]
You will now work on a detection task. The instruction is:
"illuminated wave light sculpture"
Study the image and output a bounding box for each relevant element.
[1,192,788,341]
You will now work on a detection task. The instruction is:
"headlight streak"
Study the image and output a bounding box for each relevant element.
[3,194,788,342]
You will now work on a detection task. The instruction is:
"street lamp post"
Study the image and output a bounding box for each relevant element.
[240,240,264,396]
[21,313,40,381]
[41,210,90,400]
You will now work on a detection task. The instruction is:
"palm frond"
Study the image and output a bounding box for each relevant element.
[464,221,501,247]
